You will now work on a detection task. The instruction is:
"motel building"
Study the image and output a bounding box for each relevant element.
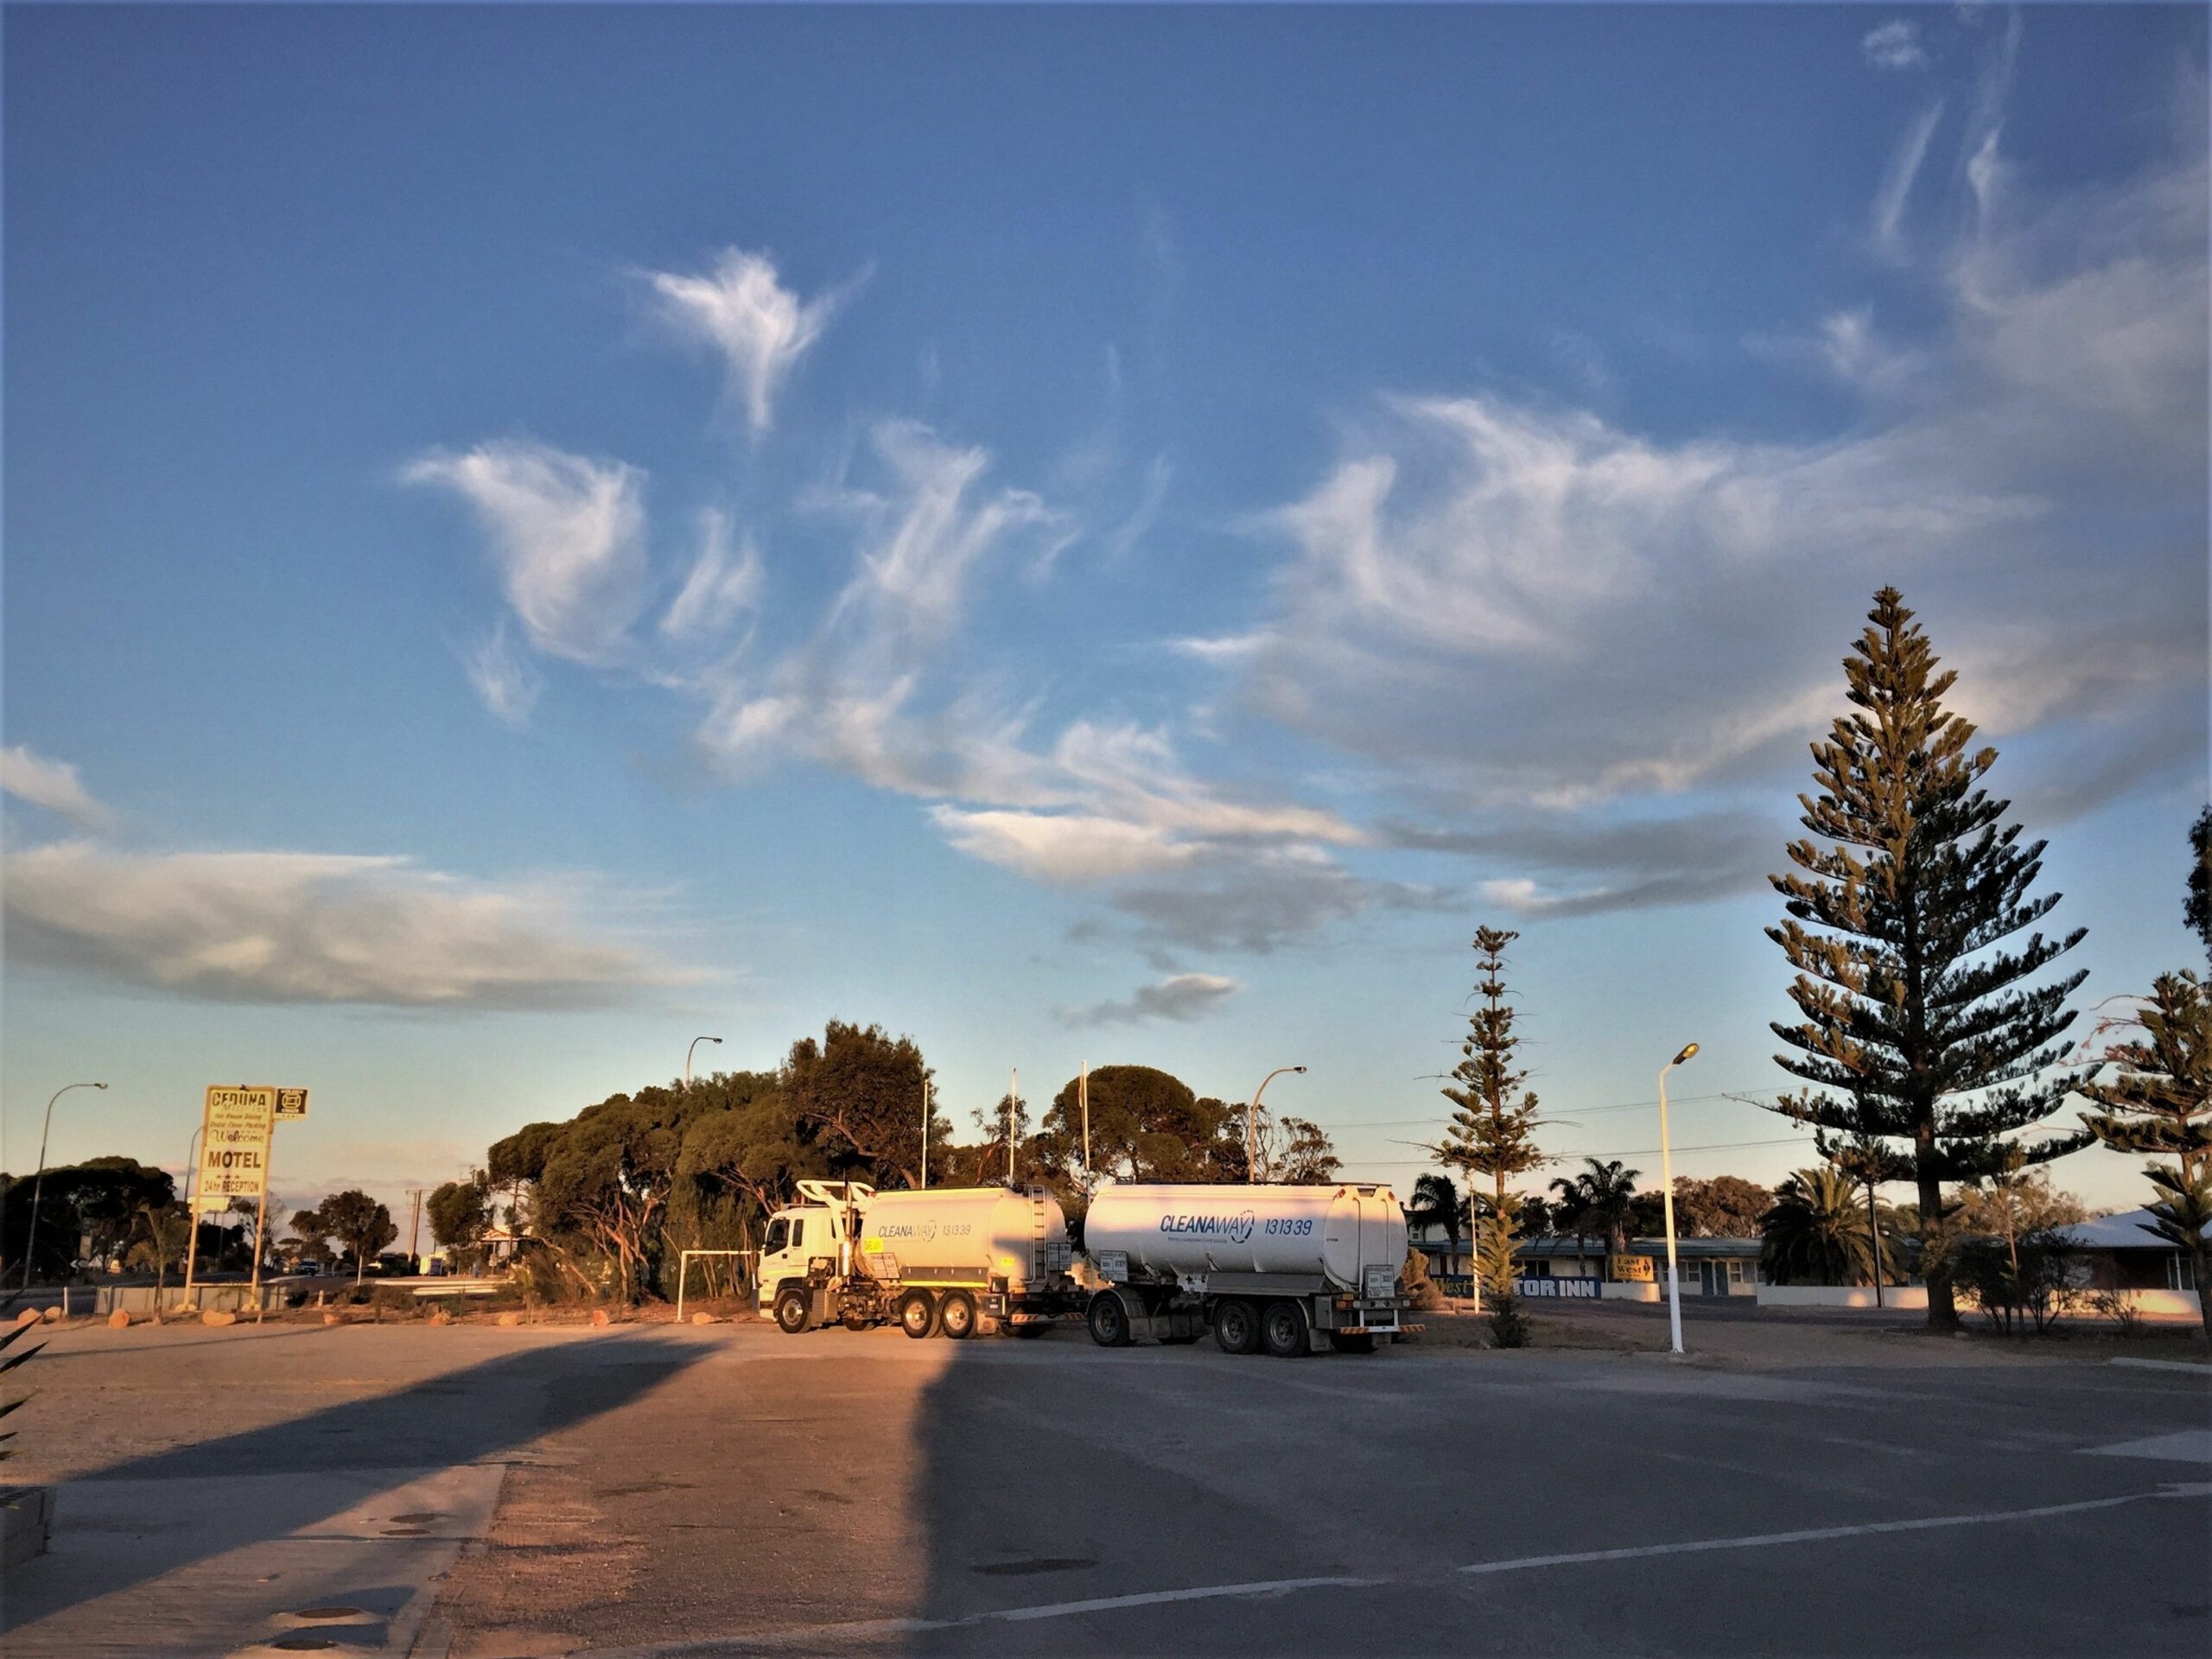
[1407,1222,1764,1299]
[1514,1235,1766,1297]
[1410,1206,2203,1316]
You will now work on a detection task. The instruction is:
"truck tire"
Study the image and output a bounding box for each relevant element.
[773,1288,810,1335]
[1087,1290,1133,1348]
[1328,1332,1377,1354]
[1261,1300,1310,1358]
[938,1290,978,1340]
[1213,1298,1262,1356]
[898,1291,938,1340]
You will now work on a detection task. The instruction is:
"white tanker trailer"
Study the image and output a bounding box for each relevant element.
[756,1180,1081,1339]
[1081,1181,1409,1356]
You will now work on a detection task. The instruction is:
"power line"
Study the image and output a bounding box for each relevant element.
[1330,1132,1813,1171]
[1312,1089,1784,1135]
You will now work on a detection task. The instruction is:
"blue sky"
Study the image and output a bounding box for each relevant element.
[4,4,2206,1220]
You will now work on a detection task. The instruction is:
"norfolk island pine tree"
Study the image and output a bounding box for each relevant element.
[1763,588,2094,1332]
[1430,928,1548,1344]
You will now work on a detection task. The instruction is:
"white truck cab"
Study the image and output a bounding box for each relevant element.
[755,1179,1077,1339]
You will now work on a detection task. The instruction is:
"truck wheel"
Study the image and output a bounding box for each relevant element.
[1087,1291,1133,1348]
[1328,1332,1377,1354]
[1261,1300,1309,1358]
[773,1288,810,1335]
[841,1308,873,1332]
[898,1291,938,1340]
[938,1291,978,1340]
[1213,1298,1262,1356]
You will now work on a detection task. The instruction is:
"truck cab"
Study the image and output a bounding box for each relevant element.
[755,1180,871,1327]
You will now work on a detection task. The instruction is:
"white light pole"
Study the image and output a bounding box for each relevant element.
[1657,1042,1698,1356]
[21,1082,107,1291]
[684,1035,722,1088]
[1246,1065,1307,1182]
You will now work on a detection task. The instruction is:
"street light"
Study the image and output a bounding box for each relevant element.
[20,1083,107,1292]
[684,1036,723,1089]
[1247,1065,1307,1181]
[1656,1043,1698,1356]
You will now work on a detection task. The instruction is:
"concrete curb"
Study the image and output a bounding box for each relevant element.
[1,1484,55,1570]
[2109,1357,2212,1376]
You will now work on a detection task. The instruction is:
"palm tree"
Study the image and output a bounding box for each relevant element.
[1407,1174,1466,1271]
[129,1201,193,1298]
[1761,1166,1885,1286]
[1550,1158,1641,1266]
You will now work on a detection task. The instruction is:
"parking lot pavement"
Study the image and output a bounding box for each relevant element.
[5,1317,2206,1657]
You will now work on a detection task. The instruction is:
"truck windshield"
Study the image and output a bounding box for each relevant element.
[763,1218,789,1255]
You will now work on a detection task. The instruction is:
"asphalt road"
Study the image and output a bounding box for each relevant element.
[5,1313,2207,1657]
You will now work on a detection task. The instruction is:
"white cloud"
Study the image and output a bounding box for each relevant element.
[1064,973,1240,1027]
[0,745,111,830]
[406,441,650,666]
[695,419,1069,794]
[931,808,1199,885]
[645,247,854,436]
[462,620,541,728]
[1102,454,1172,562]
[1872,100,1944,260]
[3,842,699,1009]
[660,511,763,640]
[1236,89,2206,829]
[1861,20,1928,72]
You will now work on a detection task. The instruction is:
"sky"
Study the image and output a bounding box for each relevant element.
[4,4,2207,1226]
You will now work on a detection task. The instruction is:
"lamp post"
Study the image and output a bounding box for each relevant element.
[1246,1065,1307,1182]
[1656,1043,1698,1356]
[20,1082,107,1292]
[684,1035,723,1089]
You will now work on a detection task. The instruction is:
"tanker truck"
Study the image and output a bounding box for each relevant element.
[756,1179,1081,1339]
[1081,1181,1409,1356]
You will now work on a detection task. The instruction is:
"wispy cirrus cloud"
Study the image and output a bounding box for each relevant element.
[659,510,763,642]
[405,440,651,668]
[1861,20,1928,73]
[1063,971,1241,1027]
[694,418,1071,797]
[4,842,701,1009]
[643,246,861,436]
[1872,99,1944,260]
[461,620,541,728]
[1,744,112,830]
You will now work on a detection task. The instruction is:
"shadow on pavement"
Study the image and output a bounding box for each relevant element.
[0,1329,712,1634]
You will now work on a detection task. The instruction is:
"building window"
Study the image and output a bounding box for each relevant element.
[1727,1260,1745,1285]
[2171,1255,2196,1293]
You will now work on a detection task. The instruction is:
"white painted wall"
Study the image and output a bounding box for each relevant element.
[1758,1284,1929,1310]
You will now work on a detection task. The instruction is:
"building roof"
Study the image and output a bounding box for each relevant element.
[2055,1209,2206,1251]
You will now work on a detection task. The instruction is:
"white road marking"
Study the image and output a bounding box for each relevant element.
[1456,1484,2212,1575]
[2081,1428,2212,1465]
[588,1485,2212,1656]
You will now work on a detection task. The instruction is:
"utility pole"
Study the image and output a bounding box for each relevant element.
[1080,1062,1090,1194]
[1866,1175,1884,1309]
[1007,1069,1018,1184]
[407,1187,426,1271]
[1657,1043,1699,1357]
[920,1076,931,1191]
